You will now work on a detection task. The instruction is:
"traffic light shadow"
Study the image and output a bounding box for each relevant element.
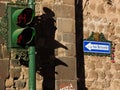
[20,7,68,90]
[35,7,68,90]
[36,50,68,90]
[35,40,68,90]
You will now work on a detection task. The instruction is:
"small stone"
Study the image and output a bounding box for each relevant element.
[98,71,106,79]
[11,59,20,67]
[10,68,21,79]
[6,88,15,90]
[97,3,105,14]
[15,80,26,89]
[36,73,43,80]
[114,72,120,79]
[111,80,120,90]
[114,63,120,71]
[105,71,113,79]
[95,61,102,68]
[87,62,95,70]
[104,62,111,70]
[86,81,93,87]
[5,78,14,88]
[87,70,98,81]
[103,80,110,88]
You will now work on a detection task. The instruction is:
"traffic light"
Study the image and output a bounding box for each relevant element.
[12,27,35,47]
[11,8,35,48]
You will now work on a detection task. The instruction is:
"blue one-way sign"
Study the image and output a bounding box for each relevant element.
[83,40,111,54]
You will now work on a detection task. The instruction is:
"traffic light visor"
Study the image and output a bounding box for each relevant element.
[12,8,34,27]
[12,28,24,44]
[12,27,35,46]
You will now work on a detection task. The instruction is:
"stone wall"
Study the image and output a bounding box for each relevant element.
[84,0,120,90]
[1,0,120,90]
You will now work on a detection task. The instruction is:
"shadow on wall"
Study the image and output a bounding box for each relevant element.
[75,0,87,90]
[19,7,68,90]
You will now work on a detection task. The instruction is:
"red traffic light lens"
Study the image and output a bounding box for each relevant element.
[17,27,35,46]
[17,8,34,27]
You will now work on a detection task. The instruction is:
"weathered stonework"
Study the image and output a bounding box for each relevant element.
[84,0,120,90]
[0,0,120,90]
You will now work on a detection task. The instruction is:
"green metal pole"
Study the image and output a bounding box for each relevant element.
[28,0,35,9]
[28,46,36,90]
[28,0,36,90]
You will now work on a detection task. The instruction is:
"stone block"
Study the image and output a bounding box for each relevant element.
[111,80,120,90]
[87,70,98,81]
[0,44,9,59]
[55,57,76,80]
[10,68,21,79]
[116,25,120,33]
[97,3,105,14]
[6,88,15,90]
[0,3,5,17]
[63,0,74,5]
[65,44,76,57]
[42,0,54,4]
[114,72,120,79]
[103,80,111,88]
[0,78,5,90]
[97,71,106,79]
[89,3,95,10]
[115,44,120,51]
[88,23,95,31]
[105,71,113,79]
[95,61,103,68]
[5,78,14,88]
[107,5,116,13]
[6,88,14,90]
[86,62,95,70]
[114,63,120,71]
[55,80,77,90]
[85,81,93,88]
[15,80,26,89]
[11,59,20,67]
[63,33,75,43]
[57,48,66,57]
[53,5,74,18]
[103,62,111,70]
[98,24,104,32]
[57,18,75,33]
[0,59,9,78]
[84,30,90,39]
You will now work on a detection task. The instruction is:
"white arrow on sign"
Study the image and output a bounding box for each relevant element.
[85,42,109,51]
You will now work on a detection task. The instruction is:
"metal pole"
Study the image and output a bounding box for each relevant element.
[28,46,36,90]
[28,0,35,9]
[28,0,36,90]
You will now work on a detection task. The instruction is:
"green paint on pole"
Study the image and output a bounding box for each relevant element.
[28,0,36,90]
[28,46,36,90]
